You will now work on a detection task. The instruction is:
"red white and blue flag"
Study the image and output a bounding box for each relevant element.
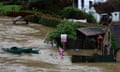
[58,47,64,59]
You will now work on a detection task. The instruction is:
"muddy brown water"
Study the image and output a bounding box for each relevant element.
[0,16,119,72]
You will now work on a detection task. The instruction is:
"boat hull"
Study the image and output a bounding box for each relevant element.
[2,48,39,54]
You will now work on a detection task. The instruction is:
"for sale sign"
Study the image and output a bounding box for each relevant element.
[60,34,67,43]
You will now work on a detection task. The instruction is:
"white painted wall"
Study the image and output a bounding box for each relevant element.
[67,19,87,23]
[112,12,120,22]
[94,0,107,3]
[94,13,101,22]
[77,0,107,13]
[77,0,107,23]
[78,0,94,13]
[78,0,82,10]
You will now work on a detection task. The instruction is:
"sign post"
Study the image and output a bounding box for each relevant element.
[60,34,67,50]
[60,34,67,59]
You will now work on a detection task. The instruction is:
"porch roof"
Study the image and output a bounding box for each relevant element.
[94,0,120,14]
[77,27,105,36]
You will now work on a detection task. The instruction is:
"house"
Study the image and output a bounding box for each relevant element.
[73,0,120,23]
[69,26,115,63]
[73,0,107,13]
[66,25,113,56]
[94,0,120,23]
[73,0,107,22]
[67,27,104,54]
[76,27,105,49]
[102,25,113,55]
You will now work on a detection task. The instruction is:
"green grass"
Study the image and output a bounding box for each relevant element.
[0,3,3,6]
[0,5,21,13]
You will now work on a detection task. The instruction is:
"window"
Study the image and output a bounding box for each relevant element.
[73,0,78,8]
[81,0,84,8]
[89,1,92,9]
[108,32,110,41]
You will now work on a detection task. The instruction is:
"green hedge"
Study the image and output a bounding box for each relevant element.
[86,13,97,23]
[28,15,60,27]
[111,34,119,55]
[61,6,86,19]
[39,18,60,27]
[111,35,118,49]
[61,6,97,23]
[28,15,40,23]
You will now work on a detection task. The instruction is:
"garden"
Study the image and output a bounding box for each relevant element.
[0,3,21,15]
[0,1,105,50]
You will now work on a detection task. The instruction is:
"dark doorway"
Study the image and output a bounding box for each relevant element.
[73,0,78,8]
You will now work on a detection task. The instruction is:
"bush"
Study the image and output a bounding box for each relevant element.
[0,3,3,6]
[111,34,119,55]
[45,20,81,46]
[111,34,118,49]
[28,14,61,27]
[61,6,97,23]
[61,6,86,19]
[39,18,60,27]
[85,13,97,23]
[27,15,40,23]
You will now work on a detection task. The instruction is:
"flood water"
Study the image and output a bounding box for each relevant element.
[0,16,119,72]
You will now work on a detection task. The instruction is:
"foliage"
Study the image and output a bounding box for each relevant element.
[0,5,21,15]
[39,18,60,27]
[27,14,40,23]
[111,34,118,49]
[45,20,81,46]
[27,0,72,18]
[86,13,97,23]
[27,14,60,27]
[0,3,3,6]
[28,0,72,10]
[111,34,119,55]
[111,34,120,56]
[61,6,86,19]
[28,3,97,24]
[61,6,97,23]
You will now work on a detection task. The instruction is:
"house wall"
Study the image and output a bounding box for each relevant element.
[112,12,120,22]
[78,0,94,13]
[77,0,107,13]
[92,12,101,22]
[94,0,107,3]
[76,0,107,23]
[102,26,112,55]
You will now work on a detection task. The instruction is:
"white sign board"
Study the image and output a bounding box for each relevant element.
[61,34,67,43]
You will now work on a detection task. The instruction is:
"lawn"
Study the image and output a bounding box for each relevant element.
[0,4,21,13]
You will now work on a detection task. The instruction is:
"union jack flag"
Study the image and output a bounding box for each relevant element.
[58,47,64,59]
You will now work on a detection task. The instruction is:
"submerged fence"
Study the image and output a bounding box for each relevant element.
[72,54,116,63]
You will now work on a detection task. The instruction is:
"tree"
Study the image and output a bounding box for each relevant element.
[45,20,80,46]
[28,0,72,11]
[61,6,86,19]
